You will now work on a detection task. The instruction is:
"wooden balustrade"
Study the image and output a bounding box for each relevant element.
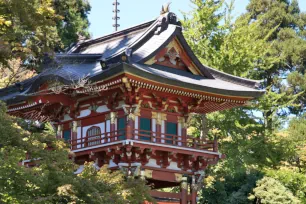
[69,128,217,152]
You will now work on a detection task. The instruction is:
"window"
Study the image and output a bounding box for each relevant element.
[87,126,101,146]
[140,118,151,141]
[117,117,126,140]
[63,130,71,142]
[166,122,177,144]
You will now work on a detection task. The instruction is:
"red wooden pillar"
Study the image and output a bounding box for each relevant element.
[126,116,134,140]
[179,116,187,147]
[154,112,166,143]
[156,123,161,143]
[182,127,187,147]
[71,121,78,150]
[190,176,197,204]
[109,112,117,142]
[180,176,188,204]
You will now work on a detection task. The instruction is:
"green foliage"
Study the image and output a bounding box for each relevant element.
[183,0,306,203]
[54,0,91,50]
[285,116,306,172]
[0,0,90,71]
[182,0,227,69]
[0,102,153,203]
[249,177,300,204]
[201,168,262,204]
[265,169,306,202]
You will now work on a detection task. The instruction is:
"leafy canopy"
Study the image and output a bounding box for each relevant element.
[0,102,153,204]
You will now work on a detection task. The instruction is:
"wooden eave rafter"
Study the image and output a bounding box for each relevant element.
[6,63,256,116]
[125,73,251,103]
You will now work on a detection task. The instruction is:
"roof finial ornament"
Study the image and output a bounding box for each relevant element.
[112,0,120,32]
[160,2,171,15]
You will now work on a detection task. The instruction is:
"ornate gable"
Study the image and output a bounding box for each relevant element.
[144,38,202,75]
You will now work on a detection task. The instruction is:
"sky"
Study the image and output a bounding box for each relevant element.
[88,0,306,38]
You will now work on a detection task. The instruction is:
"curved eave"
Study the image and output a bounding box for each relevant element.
[1,62,264,106]
[205,66,261,89]
[1,74,73,105]
[56,53,102,59]
[90,63,264,99]
[126,63,264,99]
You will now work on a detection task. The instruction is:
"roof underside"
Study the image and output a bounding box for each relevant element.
[0,12,264,105]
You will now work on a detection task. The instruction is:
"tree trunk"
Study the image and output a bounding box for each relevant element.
[264,74,273,134]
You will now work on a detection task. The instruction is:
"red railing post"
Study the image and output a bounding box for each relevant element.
[193,138,197,149]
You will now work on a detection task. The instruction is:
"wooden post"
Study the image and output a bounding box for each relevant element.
[109,112,117,142]
[56,124,62,140]
[182,126,187,147]
[156,124,161,143]
[178,116,187,147]
[71,121,78,150]
[110,123,116,142]
[190,175,197,204]
[180,176,188,204]
[126,117,134,140]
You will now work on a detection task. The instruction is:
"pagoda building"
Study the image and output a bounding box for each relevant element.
[0,11,264,204]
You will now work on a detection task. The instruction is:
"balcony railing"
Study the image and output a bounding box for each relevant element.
[70,128,218,152]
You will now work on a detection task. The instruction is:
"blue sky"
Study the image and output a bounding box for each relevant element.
[88,0,306,38]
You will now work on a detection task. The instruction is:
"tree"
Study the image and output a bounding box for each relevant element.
[249,177,300,204]
[53,0,91,50]
[0,0,91,72]
[265,169,306,203]
[245,0,306,130]
[182,0,306,203]
[285,115,306,173]
[201,169,263,204]
[0,102,153,203]
[0,58,36,88]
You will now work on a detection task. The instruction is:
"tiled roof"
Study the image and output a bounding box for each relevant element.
[130,63,264,98]
[0,12,264,104]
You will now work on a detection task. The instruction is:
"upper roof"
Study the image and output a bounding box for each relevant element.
[0,12,264,105]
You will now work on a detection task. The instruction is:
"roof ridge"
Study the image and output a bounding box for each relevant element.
[68,20,155,54]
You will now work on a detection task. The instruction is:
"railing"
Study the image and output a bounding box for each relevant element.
[70,128,217,152]
[70,129,126,150]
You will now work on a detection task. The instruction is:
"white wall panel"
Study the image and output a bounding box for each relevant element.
[178,123,182,146]
[77,127,82,149]
[152,119,156,142]
[77,109,91,118]
[134,116,139,139]
[96,105,109,113]
[106,120,111,142]
[161,121,165,143]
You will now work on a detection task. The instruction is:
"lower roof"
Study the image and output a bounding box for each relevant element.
[0,60,264,105]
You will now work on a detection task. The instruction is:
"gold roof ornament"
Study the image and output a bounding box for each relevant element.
[160,2,171,15]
